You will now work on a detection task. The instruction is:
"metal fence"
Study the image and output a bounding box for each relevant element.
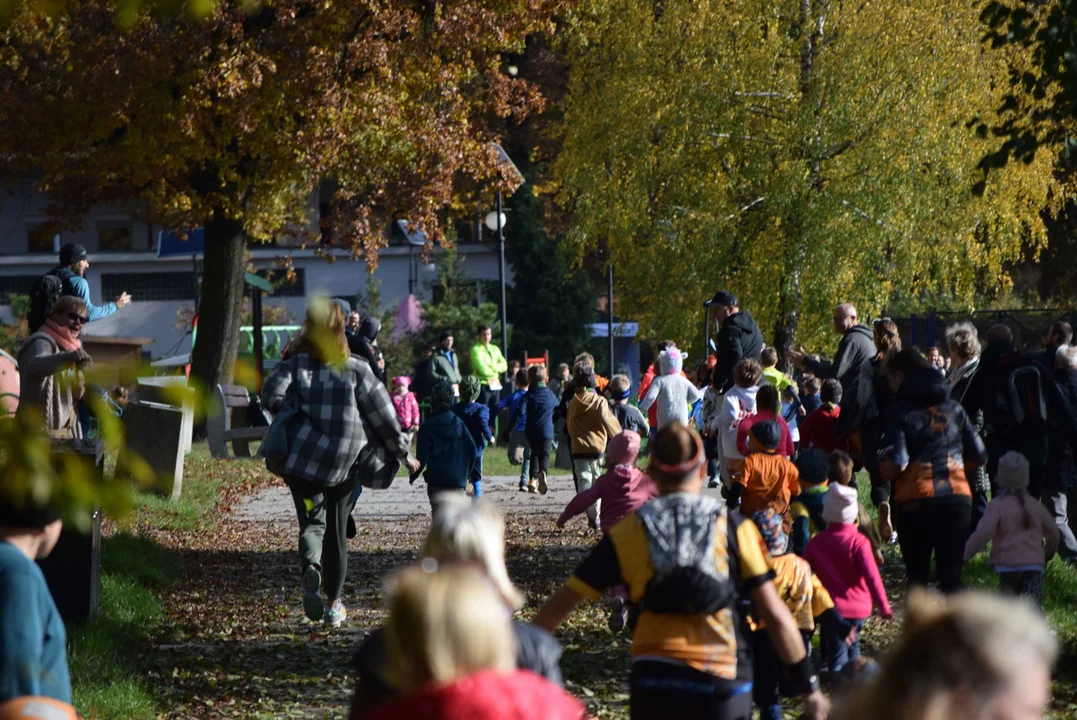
[891,309,1077,352]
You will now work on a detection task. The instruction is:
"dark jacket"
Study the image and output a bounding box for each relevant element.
[712,310,765,392]
[512,385,558,440]
[415,410,477,488]
[412,356,434,402]
[965,340,1077,468]
[352,621,564,718]
[350,317,384,384]
[453,401,493,453]
[880,367,987,506]
[1048,368,1077,490]
[496,389,528,432]
[803,324,874,436]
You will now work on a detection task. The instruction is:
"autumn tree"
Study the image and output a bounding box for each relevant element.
[554,0,1058,357]
[0,0,567,391]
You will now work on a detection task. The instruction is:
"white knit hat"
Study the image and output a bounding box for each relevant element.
[822,483,859,526]
[996,451,1030,491]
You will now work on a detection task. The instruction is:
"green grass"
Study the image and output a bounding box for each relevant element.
[68,533,181,719]
[69,442,256,719]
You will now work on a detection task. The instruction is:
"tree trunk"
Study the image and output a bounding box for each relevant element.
[773,236,807,369]
[190,217,247,396]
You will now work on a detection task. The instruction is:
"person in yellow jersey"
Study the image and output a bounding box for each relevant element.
[533,423,830,720]
[749,508,850,720]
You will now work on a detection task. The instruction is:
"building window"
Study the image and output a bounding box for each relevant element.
[101,272,196,302]
[0,275,39,305]
[97,220,133,251]
[26,223,58,253]
[255,268,305,297]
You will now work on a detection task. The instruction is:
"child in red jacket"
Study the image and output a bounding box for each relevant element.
[804,483,892,680]
[391,376,421,445]
[799,379,849,454]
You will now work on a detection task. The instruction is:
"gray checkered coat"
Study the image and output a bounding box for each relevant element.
[261,353,411,488]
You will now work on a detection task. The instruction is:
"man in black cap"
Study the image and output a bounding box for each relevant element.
[55,243,131,322]
[706,290,764,392]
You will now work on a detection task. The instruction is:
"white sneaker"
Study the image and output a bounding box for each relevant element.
[324,600,347,628]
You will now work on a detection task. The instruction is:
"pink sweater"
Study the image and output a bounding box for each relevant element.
[964,494,1059,569]
[804,523,892,621]
[558,466,658,532]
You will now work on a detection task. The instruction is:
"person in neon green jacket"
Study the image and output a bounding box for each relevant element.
[470,324,509,435]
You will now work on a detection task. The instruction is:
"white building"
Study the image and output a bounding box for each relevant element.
[0,178,510,359]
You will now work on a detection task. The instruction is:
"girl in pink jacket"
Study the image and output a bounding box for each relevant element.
[557,430,657,632]
[391,376,421,445]
[964,452,1058,606]
[804,483,892,679]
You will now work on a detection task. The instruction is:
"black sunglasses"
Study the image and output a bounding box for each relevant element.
[69,312,89,325]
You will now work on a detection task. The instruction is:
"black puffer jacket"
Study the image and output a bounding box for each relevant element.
[711,310,764,392]
[349,317,384,384]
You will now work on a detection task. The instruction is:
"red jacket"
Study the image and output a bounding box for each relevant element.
[804,523,892,621]
[736,410,795,458]
[799,405,849,455]
[366,670,584,720]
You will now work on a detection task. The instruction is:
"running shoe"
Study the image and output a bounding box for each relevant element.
[303,564,324,622]
[608,596,628,633]
[324,600,347,628]
[538,471,548,495]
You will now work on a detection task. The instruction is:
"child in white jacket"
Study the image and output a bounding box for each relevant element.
[710,358,762,486]
[639,349,702,429]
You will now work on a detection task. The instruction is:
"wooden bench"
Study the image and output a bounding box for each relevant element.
[206,384,267,459]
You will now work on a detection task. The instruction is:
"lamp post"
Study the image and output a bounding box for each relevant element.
[607,261,615,377]
[485,198,509,356]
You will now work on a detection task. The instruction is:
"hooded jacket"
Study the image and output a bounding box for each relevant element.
[880,366,987,505]
[431,347,463,387]
[558,465,658,531]
[566,389,622,457]
[415,410,478,488]
[365,670,583,720]
[711,310,765,393]
[803,324,874,436]
[350,317,384,383]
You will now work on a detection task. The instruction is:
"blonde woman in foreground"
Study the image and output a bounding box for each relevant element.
[361,565,582,720]
[837,588,1056,720]
[350,496,563,718]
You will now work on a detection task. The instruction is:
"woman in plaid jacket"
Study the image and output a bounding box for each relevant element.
[263,300,419,628]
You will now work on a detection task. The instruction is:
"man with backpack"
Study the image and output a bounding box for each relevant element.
[965,325,1077,501]
[27,244,130,332]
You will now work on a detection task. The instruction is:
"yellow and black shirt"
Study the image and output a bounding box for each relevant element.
[566,506,775,683]
[748,552,834,633]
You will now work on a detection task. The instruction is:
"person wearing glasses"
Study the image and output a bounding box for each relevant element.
[16,296,93,438]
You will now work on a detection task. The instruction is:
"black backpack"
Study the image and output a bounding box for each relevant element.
[991,354,1049,433]
[27,267,76,333]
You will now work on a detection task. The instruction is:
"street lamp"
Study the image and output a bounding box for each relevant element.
[490,144,522,358]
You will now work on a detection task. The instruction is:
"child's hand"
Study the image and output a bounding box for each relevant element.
[880,612,894,621]
[845,626,859,646]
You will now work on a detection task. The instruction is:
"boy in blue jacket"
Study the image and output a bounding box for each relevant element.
[510,365,559,494]
[452,376,493,498]
[412,381,478,513]
[496,368,531,491]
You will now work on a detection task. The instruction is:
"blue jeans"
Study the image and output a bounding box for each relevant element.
[821,614,864,678]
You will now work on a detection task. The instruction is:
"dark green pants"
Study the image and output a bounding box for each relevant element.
[286,474,361,602]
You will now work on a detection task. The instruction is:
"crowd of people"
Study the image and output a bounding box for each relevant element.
[2,272,1073,720]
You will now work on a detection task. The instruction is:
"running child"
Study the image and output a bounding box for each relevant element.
[639,349,703,429]
[496,369,531,490]
[712,359,762,486]
[566,365,622,529]
[509,365,559,494]
[728,421,801,523]
[608,374,649,437]
[557,431,657,629]
[452,376,492,499]
[804,483,893,680]
[964,451,1059,606]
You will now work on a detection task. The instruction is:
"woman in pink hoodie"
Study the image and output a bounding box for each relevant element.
[804,483,892,680]
[557,430,657,631]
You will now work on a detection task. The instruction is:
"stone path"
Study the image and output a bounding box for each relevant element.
[234,474,728,522]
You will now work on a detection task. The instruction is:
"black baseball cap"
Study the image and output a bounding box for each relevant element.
[750,420,782,450]
[59,243,88,266]
[705,290,738,308]
[439,330,454,342]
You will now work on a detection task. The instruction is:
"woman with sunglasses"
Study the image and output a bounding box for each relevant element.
[16,296,92,438]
